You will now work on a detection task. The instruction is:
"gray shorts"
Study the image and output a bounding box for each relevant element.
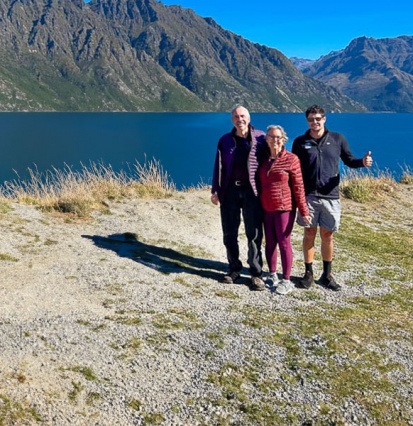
[297,196,341,232]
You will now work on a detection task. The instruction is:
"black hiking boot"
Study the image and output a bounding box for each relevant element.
[300,271,314,289]
[319,273,341,291]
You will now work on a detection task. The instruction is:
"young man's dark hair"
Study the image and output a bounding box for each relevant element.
[305,105,325,118]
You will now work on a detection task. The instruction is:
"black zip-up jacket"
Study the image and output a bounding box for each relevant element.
[292,129,364,199]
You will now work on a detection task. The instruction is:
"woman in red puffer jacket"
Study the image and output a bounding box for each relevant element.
[258,125,311,295]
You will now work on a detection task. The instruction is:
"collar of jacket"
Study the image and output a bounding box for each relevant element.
[278,145,287,158]
[305,127,329,142]
[231,124,254,142]
[262,144,287,160]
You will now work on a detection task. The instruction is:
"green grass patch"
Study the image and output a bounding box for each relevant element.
[114,337,142,359]
[76,320,91,326]
[214,289,239,299]
[86,392,102,406]
[206,359,285,423]
[241,305,291,330]
[68,381,84,402]
[206,332,225,349]
[0,253,18,262]
[152,309,205,331]
[121,337,142,351]
[144,331,173,351]
[128,399,142,411]
[337,216,413,280]
[142,412,165,425]
[0,394,42,423]
[67,366,99,382]
[173,277,192,287]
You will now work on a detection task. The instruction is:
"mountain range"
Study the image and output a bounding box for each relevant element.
[300,36,413,113]
[0,0,362,112]
[289,57,315,71]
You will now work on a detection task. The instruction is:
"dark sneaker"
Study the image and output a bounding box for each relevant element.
[251,276,266,291]
[223,271,240,284]
[300,271,314,289]
[319,273,341,291]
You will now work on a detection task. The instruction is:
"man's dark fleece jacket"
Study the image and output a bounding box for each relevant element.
[292,128,364,199]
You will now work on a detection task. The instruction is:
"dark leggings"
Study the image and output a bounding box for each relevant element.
[263,210,296,279]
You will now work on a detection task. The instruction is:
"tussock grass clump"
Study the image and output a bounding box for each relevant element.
[0,159,176,217]
[399,165,413,184]
[0,200,13,214]
[131,159,176,196]
[183,180,210,193]
[340,169,396,203]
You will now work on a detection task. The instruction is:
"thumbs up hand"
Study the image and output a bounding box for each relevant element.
[363,151,373,167]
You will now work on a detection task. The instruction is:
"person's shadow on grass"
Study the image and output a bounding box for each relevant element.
[82,232,229,281]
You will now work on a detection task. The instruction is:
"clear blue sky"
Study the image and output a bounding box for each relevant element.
[160,0,413,59]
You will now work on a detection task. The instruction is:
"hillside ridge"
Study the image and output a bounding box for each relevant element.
[0,0,362,112]
[302,35,413,112]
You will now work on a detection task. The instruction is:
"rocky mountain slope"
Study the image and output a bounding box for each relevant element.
[0,0,362,112]
[302,35,413,112]
[290,57,315,70]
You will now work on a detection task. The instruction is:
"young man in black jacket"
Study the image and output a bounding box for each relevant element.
[292,105,373,291]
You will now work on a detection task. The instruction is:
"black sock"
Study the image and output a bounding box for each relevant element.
[323,260,332,276]
[305,263,313,275]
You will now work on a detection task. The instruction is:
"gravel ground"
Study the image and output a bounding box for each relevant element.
[0,188,412,425]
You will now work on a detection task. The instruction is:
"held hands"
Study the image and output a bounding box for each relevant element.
[303,215,312,225]
[363,151,373,167]
[211,192,220,206]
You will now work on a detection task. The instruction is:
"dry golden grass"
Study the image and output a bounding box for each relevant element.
[399,166,413,184]
[3,158,409,218]
[182,180,210,193]
[340,168,397,203]
[0,159,176,217]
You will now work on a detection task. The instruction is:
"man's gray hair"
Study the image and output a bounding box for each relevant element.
[267,125,288,143]
[231,105,250,117]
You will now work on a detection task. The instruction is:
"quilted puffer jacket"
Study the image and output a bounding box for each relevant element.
[258,146,309,216]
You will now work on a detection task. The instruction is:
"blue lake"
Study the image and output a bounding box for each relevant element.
[0,112,412,188]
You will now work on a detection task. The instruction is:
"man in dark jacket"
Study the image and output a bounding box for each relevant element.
[211,105,266,290]
[292,105,373,291]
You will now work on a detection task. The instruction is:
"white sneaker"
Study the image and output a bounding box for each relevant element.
[276,279,294,295]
